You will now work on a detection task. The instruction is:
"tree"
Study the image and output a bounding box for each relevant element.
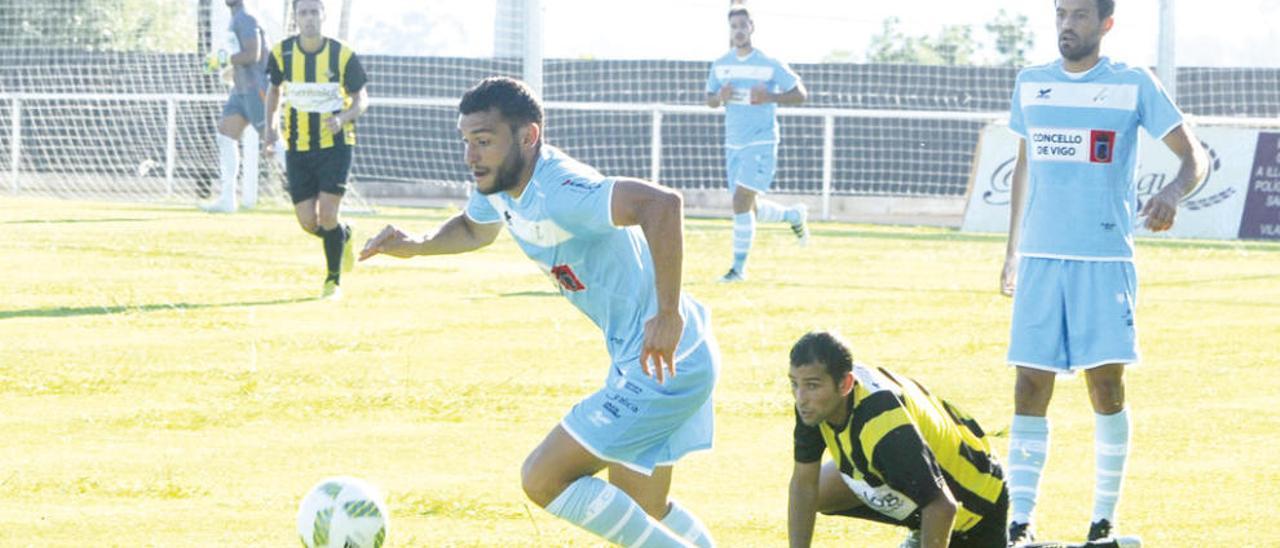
[986,9,1035,67]
[866,16,976,66]
[0,0,192,52]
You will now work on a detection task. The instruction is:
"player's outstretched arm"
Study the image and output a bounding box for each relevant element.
[612,178,683,383]
[1141,124,1208,232]
[787,460,820,548]
[359,213,501,261]
[1001,139,1028,296]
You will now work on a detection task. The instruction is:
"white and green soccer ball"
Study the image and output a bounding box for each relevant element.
[296,476,388,548]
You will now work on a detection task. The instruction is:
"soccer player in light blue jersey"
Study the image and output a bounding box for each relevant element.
[1000,0,1208,544]
[201,0,274,213]
[361,77,718,547]
[705,4,810,283]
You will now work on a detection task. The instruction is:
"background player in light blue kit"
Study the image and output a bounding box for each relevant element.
[705,4,809,283]
[999,0,1207,543]
[360,77,718,547]
[202,0,275,213]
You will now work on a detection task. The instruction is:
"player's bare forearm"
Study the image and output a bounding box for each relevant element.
[775,83,808,105]
[1005,141,1029,259]
[919,491,958,547]
[612,178,683,314]
[788,462,820,548]
[339,87,370,124]
[264,85,281,128]
[706,93,722,108]
[1162,124,1208,198]
[360,214,500,262]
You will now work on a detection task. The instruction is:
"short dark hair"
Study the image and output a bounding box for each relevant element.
[1096,0,1115,19]
[728,4,751,22]
[790,331,853,383]
[459,76,544,128]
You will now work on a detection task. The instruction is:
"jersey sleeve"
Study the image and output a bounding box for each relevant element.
[266,45,284,86]
[464,191,502,224]
[772,58,800,93]
[545,176,616,236]
[1138,68,1184,139]
[1008,71,1027,137]
[343,52,369,94]
[232,14,258,48]
[793,410,827,463]
[705,61,721,94]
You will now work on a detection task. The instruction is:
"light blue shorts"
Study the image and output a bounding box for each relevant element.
[1008,257,1139,374]
[725,143,777,195]
[560,335,720,475]
[221,91,266,131]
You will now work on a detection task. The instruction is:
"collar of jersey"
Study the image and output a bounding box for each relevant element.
[1052,56,1112,81]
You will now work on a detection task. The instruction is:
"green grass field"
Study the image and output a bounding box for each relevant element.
[2,197,1277,546]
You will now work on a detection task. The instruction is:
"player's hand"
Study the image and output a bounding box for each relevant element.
[749,84,772,105]
[1000,255,1017,297]
[718,84,735,104]
[360,224,422,261]
[640,310,683,384]
[263,126,280,151]
[324,114,345,135]
[1141,185,1181,232]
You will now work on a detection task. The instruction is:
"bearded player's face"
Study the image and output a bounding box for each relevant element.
[459,109,534,196]
[1056,0,1110,62]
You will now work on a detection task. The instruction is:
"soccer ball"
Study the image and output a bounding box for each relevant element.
[296,476,389,548]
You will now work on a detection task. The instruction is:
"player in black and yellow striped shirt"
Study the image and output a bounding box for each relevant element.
[264,0,369,300]
[787,331,1007,547]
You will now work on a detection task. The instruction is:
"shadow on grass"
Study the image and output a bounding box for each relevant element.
[0,296,317,320]
[1,217,166,225]
[497,290,560,298]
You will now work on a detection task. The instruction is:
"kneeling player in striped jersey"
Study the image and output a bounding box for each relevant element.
[785,331,1141,548]
[787,331,1008,547]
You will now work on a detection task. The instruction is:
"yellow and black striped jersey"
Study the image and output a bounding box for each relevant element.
[794,363,1004,533]
[266,36,368,152]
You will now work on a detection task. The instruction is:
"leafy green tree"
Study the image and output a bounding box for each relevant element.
[986,9,1035,67]
[0,0,193,52]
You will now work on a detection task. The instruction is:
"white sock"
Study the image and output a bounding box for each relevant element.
[1093,409,1130,523]
[755,198,788,223]
[216,133,239,208]
[240,125,260,209]
[1008,414,1050,525]
[545,476,688,547]
[731,212,754,273]
[660,499,714,548]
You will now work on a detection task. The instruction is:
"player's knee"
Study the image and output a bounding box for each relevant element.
[1089,379,1125,412]
[297,217,319,235]
[519,455,562,508]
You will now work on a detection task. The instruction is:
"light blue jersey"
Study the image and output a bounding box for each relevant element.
[228,7,269,94]
[465,145,711,370]
[1009,57,1184,260]
[706,49,800,148]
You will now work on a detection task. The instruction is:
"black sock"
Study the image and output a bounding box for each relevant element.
[320,225,343,282]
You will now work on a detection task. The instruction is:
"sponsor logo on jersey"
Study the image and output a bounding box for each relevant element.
[551,264,586,292]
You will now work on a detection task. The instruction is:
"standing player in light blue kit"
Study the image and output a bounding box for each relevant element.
[1000,0,1207,543]
[705,4,809,283]
[361,77,718,547]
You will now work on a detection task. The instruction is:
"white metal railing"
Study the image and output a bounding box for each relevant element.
[7,91,1273,217]
[1,91,1012,218]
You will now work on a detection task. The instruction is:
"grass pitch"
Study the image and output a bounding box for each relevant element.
[1,197,1277,546]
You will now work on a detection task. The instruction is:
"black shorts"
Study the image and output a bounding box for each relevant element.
[286,145,352,204]
[950,485,1009,548]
